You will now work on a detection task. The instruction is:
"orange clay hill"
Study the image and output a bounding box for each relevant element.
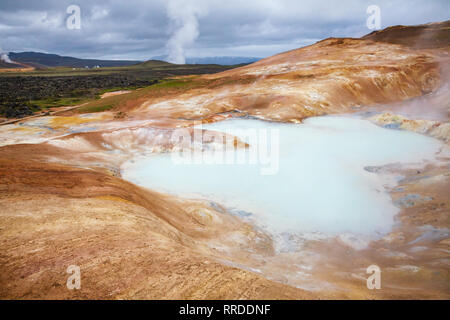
[0,21,449,299]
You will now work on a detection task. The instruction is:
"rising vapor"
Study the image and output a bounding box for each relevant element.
[166,0,208,64]
[0,46,12,63]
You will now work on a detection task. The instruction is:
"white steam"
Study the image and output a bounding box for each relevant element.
[0,46,12,63]
[166,0,208,64]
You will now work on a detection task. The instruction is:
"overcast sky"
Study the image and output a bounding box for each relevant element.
[0,0,448,61]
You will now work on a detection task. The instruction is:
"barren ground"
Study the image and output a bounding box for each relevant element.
[0,21,449,299]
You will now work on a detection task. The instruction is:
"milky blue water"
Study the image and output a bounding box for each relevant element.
[122,116,442,237]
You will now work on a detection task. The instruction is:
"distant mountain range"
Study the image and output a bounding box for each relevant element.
[187,56,260,65]
[0,52,260,69]
[7,52,141,69]
[153,56,261,65]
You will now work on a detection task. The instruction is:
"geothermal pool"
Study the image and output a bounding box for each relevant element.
[122,116,443,238]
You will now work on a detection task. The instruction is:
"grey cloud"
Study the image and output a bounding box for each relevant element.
[0,0,448,60]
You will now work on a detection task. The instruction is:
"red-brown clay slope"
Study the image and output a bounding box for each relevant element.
[0,22,449,299]
[130,23,448,125]
[363,20,450,49]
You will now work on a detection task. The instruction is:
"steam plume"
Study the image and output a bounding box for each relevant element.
[0,46,12,63]
[166,0,208,64]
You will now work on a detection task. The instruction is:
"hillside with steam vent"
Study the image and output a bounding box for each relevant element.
[0,21,449,300]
